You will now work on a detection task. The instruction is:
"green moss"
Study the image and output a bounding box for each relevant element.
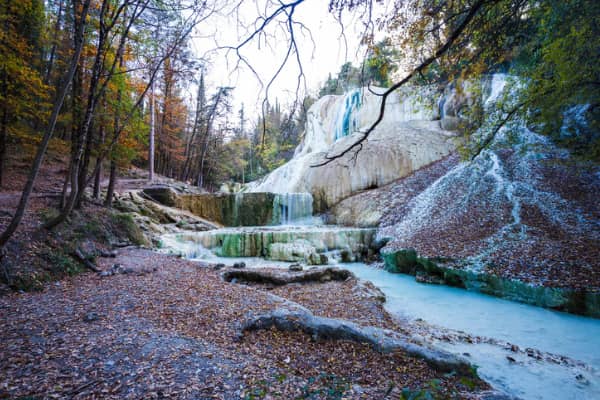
[39,207,60,224]
[382,249,600,318]
[10,273,46,292]
[42,250,85,276]
[110,213,148,246]
[178,193,276,226]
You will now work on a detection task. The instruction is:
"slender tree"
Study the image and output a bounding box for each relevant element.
[0,0,91,247]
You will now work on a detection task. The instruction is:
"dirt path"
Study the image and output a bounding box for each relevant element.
[0,249,487,399]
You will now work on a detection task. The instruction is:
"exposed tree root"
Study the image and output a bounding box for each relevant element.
[241,306,474,377]
[73,248,100,273]
[222,267,354,285]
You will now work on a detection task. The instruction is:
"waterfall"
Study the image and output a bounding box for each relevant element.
[485,73,508,107]
[272,193,314,225]
[438,95,446,119]
[334,89,362,141]
[232,192,243,225]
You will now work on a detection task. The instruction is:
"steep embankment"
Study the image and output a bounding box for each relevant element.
[0,140,213,292]
[380,134,599,283]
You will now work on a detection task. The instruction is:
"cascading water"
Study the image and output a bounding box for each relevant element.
[272,193,316,225]
[333,89,362,141]
[485,73,508,107]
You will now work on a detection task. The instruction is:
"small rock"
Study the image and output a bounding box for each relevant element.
[526,348,535,357]
[213,263,225,270]
[232,262,246,269]
[83,312,100,322]
[506,356,516,363]
[510,344,519,352]
[352,384,364,395]
[462,352,471,357]
[415,272,444,285]
[340,250,352,263]
[289,263,303,272]
[575,374,589,385]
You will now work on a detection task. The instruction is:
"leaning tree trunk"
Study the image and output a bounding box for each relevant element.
[0,0,91,248]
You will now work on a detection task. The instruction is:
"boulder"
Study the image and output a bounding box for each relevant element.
[143,186,179,207]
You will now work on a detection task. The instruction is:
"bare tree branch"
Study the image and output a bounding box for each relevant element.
[311,0,494,167]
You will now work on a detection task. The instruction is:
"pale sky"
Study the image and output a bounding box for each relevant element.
[189,0,390,118]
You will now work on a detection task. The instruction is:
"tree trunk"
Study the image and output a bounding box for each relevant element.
[148,81,155,181]
[0,104,8,188]
[75,119,95,208]
[60,163,70,209]
[44,0,63,85]
[45,0,112,229]
[0,0,91,248]
[197,89,223,188]
[104,159,116,207]
[93,123,106,199]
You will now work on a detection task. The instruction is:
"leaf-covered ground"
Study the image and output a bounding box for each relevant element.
[340,147,599,291]
[0,248,488,399]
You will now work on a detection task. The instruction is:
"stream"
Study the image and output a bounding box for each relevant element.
[342,263,600,400]
[161,228,600,400]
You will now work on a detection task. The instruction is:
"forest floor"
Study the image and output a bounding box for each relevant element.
[0,141,492,399]
[0,248,491,399]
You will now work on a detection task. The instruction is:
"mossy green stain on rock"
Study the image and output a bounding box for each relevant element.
[177,193,277,226]
[172,228,376,263]
[382,249,600,318]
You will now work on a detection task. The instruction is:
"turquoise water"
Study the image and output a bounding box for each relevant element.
[160,233,600,399]
[342,263,600,400]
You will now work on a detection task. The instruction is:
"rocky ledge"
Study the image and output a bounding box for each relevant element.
[382,249,600,318]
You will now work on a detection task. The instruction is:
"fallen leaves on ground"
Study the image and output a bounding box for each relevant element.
[0,249,487,399]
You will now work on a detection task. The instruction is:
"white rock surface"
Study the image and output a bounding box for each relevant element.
[248,86,456,209]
